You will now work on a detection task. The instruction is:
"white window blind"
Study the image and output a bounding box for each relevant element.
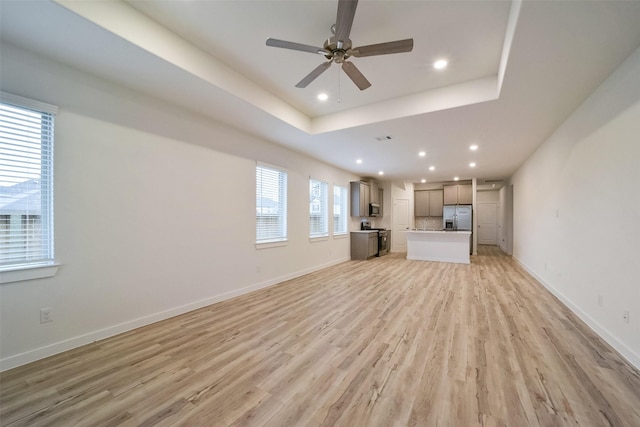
[0,93,56,269]
[309,179,328,238]
[333,185,348,235]
[256,164,287,243]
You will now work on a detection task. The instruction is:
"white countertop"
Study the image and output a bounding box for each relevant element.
[351,230,379,233]
[405,230,471,235]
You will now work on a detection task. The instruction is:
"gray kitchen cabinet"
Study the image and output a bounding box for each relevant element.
[444,184,472,205]
[458,184,472,204]
[414,190,430,216]
[444,185,458,205]
[350,231,378,260]
[350,181,370,217]
[429,189,444,216]
[369,181,379,204]
[379,188,384,217]
[415,189,443,216]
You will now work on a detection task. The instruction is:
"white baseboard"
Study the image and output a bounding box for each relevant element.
[513,256,640,371]
[0,257,350,372]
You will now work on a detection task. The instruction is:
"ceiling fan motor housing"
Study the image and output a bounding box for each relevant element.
[265,0,413,90]
[324,36,353,63]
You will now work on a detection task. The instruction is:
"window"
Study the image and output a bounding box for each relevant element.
[256,164,287,243]
[309,179,328,238]
[333,185,348,235]
[0,92,56,270]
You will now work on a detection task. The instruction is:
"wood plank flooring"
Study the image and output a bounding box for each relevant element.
[2,246,640,426]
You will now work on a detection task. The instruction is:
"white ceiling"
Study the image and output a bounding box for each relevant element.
[2,0,640,187]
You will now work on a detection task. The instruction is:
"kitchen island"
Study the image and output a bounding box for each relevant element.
[405,230,472,264]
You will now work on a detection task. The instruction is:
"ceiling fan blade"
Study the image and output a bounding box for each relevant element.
[350,39,414,57]
[342,61,371,90]
[335,0,358,46]
[266,38,326,55]
[296,61,333,88]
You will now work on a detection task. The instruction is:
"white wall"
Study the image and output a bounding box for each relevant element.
[0,44,361,370]
[476,190,500,203]
[511,46,640,368]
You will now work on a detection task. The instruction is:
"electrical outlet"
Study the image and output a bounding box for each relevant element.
[40,308,53,324]
[623,310,629,324]
[597,295,603,308]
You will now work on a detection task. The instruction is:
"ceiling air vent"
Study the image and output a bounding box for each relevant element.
[375,136,392,141]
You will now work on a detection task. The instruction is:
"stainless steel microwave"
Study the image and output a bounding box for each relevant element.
[369,203,380,217]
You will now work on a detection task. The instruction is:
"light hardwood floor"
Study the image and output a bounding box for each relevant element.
[2,246,640,426]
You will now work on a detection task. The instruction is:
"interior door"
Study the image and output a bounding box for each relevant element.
[477,202,498,245]
[392,198,409,252]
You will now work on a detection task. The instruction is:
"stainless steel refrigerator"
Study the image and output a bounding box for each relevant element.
[443,205,472,231]
[444,205,472,254]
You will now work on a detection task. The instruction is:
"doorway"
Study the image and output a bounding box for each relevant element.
[392,198,409,252]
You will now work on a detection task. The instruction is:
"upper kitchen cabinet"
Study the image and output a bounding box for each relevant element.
[369,181,380,204]
[351,180,383,217]
[415,189,444,216]
[415,191,429,216]
[428,189,444,216]
[444,184,472,205]
[350,181,370,217]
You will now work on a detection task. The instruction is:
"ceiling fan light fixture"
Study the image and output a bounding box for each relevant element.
[433,59,448,70]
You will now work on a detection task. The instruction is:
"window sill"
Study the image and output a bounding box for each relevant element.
[333,233,348,239]
[256,240,288,250]
[309,236,329,242]
[0,263,60,284]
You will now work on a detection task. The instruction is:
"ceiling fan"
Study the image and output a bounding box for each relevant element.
[265,0,413,91]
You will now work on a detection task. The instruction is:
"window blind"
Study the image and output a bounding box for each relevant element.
[0,93,56,268]
[333,185,348,235]
[256,164,287,243]
[309,179,328,238]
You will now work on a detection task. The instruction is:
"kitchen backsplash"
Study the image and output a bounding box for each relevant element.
[415,216,443,230]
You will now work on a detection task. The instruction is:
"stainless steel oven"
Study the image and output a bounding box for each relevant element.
[360,221,388,256]
[376,229,389,256]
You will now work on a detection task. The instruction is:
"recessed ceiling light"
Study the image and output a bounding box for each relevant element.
[469,144,478,151]
[453,176,460,181]
[429,166,435,171]
[421,179,426,183]
[356,159,363,164]
[418,151,426,157]
[378,171,384,176]
[433,59,448,70]
[469,162,476,167]
[317,93,328,101]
